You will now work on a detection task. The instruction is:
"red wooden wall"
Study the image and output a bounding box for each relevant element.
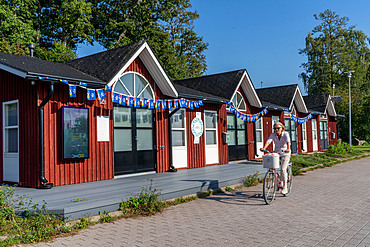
[0,70,39,187]
[328,116,338,146]
[40,81,113,187]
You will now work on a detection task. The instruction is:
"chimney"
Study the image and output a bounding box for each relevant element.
[28,43,35,57]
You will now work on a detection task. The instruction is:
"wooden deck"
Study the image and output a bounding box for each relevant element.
[11,161,266,220]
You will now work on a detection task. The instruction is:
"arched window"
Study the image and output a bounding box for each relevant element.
[113,72,155,100]
[230,92,246,111]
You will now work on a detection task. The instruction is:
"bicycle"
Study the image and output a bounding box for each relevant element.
[261,149,292,204]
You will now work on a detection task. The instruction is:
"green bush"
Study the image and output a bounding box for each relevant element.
[243,172,260,187]
[120,179,165,216]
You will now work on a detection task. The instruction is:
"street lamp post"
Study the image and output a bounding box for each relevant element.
[344,70,355,147]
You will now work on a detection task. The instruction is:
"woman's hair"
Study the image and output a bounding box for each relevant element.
[274,121,286,131]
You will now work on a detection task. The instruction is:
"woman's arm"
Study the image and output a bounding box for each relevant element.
[285,141,291,153]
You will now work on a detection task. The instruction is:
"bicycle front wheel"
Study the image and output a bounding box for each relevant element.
[263,170,277,204]
[284,164,293,197]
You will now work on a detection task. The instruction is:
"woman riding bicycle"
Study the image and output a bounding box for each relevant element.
[260,121,291,195]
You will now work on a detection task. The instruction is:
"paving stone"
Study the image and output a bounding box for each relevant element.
[25,157,370,247]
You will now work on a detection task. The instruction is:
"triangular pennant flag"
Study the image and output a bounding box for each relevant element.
[69,85,76,97]
[79,82,87,88]
[148,99,155,109]
[134,98,141,108]
[167,100,173,109]
[112,92,120,103]
[127,97,134,107]
[194,101,199,108]
[96,89,106,101]
[174,100,179,109]
[104,85,112,91]
[87,89,96,100]
[162,100,167,109]
[119,95,127,105]
[189,101,194,109]
[142,98,148,107]
[155,100,161,109]
[199,100,203,106]
[60,79,69,85]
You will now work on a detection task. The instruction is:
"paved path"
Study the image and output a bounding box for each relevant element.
[35,157,370,247]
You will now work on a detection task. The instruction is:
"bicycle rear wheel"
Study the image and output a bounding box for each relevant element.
[283,164,293,197]
[263,170,277,204]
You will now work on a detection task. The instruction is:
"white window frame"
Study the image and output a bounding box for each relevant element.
[229,91,246,111]
[3,100,19,155]
[171,109,187,147]
[114,72,155,100]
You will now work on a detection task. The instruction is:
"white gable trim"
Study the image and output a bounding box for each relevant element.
[0,63,27,79]
[231,71,262,108]
[326,95,337,117]
[107,42,178,98]
[289,86,308,113]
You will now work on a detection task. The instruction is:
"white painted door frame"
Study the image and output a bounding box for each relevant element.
[204,110,219,164]
[255,117,264,158]
[3,100,19,182]
[302,122,307,152]
[312,119,318,151]
[171,109,187,168]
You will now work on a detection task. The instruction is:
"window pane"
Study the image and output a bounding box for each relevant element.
[205,112,217,128]
[137,129,153,150]
[114,107,131,127]
[227,115,235,129]
[255,118,262,129]
[291,121,296,130]
[284,119,290,130]
[313,130,317,139]
[171,110,185,129]
[136,109,152,128]
[114,129,132,151]
[121,73,134,96]
[114,80,130,95]
[292,130,297,141]
[228,130,236,145]
[312,119,316,130]
[239,100,246,110]
[237,130,246,145]
[206,130,217,145]
[5,103,17,127]
[172,130,185,146]
[5,128,18,152]
[302,122,306,131]
[272,116,280,126]
[237,118,245,129]
[135,74,146,97]
[256,130,262,142]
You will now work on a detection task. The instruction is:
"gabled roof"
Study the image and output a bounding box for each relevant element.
[256,84,308,113]
[303,94,337,116]
[0,52,105,87]
[174,69,262,107]
[173,83,227,102]
[68,40,177,98]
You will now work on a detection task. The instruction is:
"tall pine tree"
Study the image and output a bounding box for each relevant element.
[300,9,370,142]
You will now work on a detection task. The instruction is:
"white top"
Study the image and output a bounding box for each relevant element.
[267,131,291,156]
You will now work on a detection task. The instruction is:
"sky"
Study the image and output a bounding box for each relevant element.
[77,0,370,96]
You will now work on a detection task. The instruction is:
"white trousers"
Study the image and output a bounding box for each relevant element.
[280,155,291,186]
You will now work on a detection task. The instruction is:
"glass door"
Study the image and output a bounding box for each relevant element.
[320,120,328,150]
[227,114,248,161]
[285,118,297,153]
[114,106,155,175]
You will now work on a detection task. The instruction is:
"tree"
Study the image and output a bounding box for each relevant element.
[90,0,208,80]
[300,9,370,142]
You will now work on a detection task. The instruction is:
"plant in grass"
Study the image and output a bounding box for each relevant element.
[99,211,112,223]
[120,179,165,216]
[225,186,234,192]
[74,217,91,230]
[243,172,260,187]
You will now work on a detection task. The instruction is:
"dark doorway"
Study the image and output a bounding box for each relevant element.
[320,120,328,150]
[113,106,156,175]
[227,114,248,161]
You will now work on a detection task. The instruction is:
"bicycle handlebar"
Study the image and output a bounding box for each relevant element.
[260,149,286,155]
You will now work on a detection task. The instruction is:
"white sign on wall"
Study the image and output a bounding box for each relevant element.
[97,116,110,142]
[191,113,203,144]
